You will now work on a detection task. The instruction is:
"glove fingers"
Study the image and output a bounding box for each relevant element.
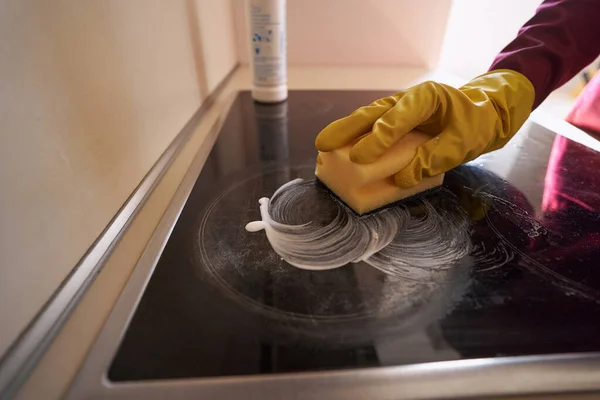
[350,83,440,163]
[315,95,398,152]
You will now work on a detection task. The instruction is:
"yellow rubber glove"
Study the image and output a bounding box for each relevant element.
[315,69,535,188]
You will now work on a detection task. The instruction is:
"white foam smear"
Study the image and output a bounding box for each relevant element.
[245,179,473,279]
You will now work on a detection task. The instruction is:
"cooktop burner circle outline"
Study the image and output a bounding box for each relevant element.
[192,165,473,347]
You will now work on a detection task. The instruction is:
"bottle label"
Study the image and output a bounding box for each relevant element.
[249,2,287,86]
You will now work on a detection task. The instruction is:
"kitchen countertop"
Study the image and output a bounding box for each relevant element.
[14,65,585,400]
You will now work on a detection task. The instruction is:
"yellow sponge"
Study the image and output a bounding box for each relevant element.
[315,131,444,214]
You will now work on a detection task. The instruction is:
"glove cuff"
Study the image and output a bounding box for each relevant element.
[462,69,536,138]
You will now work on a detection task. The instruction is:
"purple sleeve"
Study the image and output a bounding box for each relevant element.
[489,0,600,109]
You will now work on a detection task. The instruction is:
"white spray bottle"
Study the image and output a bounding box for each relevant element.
[246,0,288,103]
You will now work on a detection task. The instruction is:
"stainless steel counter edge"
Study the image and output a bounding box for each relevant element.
[65,87,239,400]
[66,108,600,399]
[0,65,240,400]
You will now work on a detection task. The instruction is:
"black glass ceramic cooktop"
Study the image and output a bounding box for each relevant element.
[108,91,600,382]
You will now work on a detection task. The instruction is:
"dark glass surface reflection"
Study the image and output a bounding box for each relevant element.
[109,91,600,382]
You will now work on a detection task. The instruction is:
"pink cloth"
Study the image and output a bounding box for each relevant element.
[565,73,600,134]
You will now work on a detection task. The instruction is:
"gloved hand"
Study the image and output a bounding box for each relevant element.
[315,69,535,188]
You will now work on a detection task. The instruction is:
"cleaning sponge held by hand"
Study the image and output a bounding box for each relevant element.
[315,131,444,214]
[315,70,535,188]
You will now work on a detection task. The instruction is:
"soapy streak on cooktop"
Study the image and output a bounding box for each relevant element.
[108,91,600,382]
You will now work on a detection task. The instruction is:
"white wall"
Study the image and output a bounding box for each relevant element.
[0,0,237,359]
[438,0,541,78]
[233,0,452,68]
